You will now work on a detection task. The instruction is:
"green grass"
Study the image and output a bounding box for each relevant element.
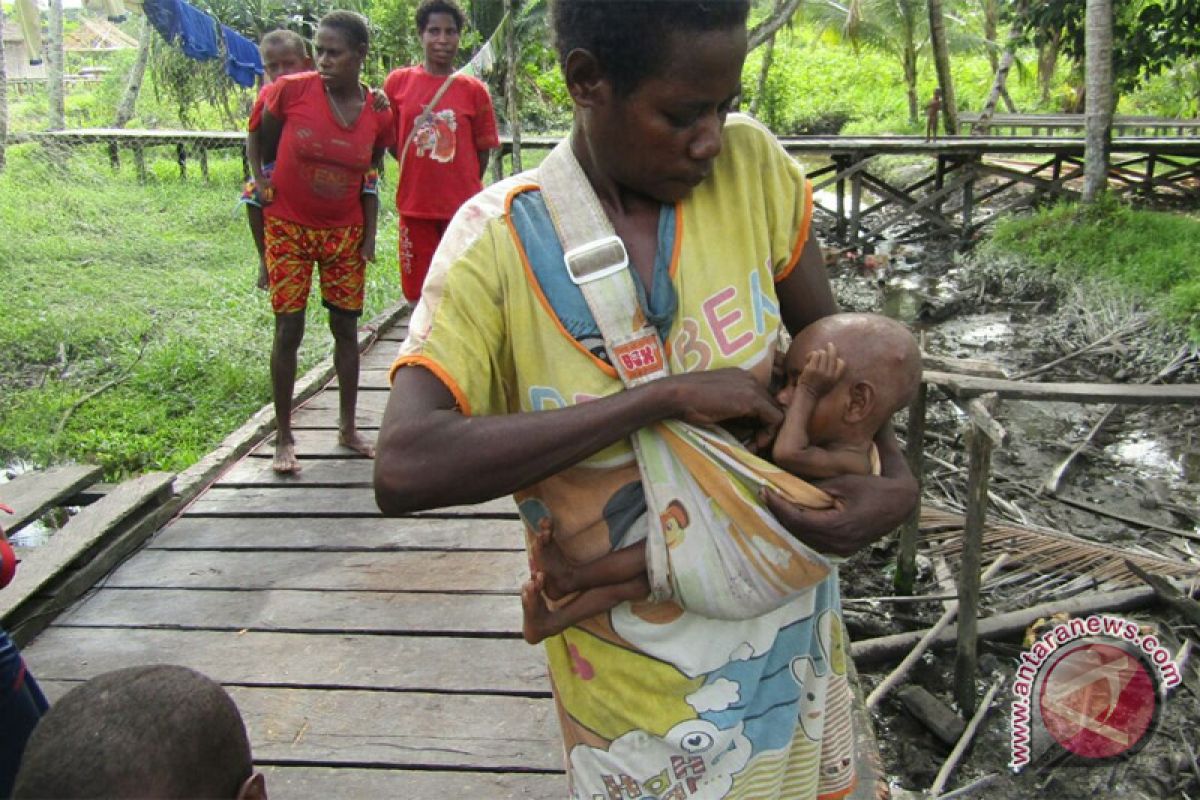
[0,144,404,479]
[983,199,1200,342]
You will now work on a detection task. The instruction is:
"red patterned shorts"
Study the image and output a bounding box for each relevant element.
[265,217,366,316]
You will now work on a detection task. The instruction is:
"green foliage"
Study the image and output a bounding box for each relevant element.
[983,199,1200,341]
[0,145,404,478]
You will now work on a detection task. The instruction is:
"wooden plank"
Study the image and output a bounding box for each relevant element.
[362,345,403,370]
[100,549,527,592]
[217,458,374,487]
[52,588,525,634]
[259,766,564,800]
[0,473,174,622]
[300,390,390,415]
[250,429,380,455]
[37,682,561,771]
[149,516,525,551]
[24,628,546,693]
[333,370,391,389]
[924,370,1200,404]
[0,464,103,535]
[291,404,380,429]
[183,487,518,518]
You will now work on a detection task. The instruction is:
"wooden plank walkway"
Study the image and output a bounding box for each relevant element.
[20,320,566,798]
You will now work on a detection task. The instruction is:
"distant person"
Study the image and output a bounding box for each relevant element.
[0,504,48,800]
[925,87,942,140]
[243,30,390,291]
[520,313,922,644]
[257,11,396,473]
[384,0,500,303]
[12,664,266,799]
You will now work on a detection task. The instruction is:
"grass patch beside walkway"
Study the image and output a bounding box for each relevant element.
[0,145,404,479]
[983,199,1200,342]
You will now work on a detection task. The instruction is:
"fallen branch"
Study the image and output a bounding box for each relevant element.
[54,336,152,437]
[1010,321,1139,382]
[933,772,1001,799]
[1126,561,1200,627]
[866,556,1007,710]
[851,585,1158,664]
[930,676,1004,796]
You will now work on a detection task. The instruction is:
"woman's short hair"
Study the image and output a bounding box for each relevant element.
[416,0,466,33]
[259,28,308,59]
[319,9,371,50]
[551,0,750,96]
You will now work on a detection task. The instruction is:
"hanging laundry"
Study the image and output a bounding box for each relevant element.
[13,0,43,65]
[222,25,263,88]
[84,0,129,22]
[176,1,219,61]
[140,0,181,43]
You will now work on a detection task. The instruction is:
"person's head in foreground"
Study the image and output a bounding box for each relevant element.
[13,664,266,800]
[259,29,311,84]
[551,0,751,205]
[780,312,922,446]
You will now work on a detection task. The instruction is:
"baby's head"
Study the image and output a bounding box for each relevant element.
[13,665,265,800]
[260,29,311,84]
[782,313,921,443]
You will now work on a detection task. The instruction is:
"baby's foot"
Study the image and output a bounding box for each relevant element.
[339,428,376,458]
[521,572,571,645]
[530,519,577,600]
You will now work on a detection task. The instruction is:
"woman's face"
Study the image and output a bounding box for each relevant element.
[315,26,365,88]
[586,25,746,204]
[421,12,461,72]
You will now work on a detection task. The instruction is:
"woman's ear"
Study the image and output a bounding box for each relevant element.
[845,381,875,424]
[562,48,609,108]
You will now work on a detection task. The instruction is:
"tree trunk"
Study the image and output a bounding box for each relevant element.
[114,17,152,127]
[981,0,999,72]
[747,0,803,51]
[1038,31,1060,105]
[749,33,776,117]
[504,0,521,175]
[1083,0,1113,203]
[903,41,919,126]
[48,0,65,130]
[927,0,958,135]
[974,49,1015,133]
[0,4,8,171]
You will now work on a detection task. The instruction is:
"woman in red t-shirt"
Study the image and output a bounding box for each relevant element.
[258,10,396,474]
[384,0,500,302]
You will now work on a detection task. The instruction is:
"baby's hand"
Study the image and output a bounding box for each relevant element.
[798,342,845,396]
[370,88,390,112]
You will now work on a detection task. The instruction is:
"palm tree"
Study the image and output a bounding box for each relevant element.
[927,0,958,134]
[48,0,65,130]
[1083,0,1112,202]
[115,18,153,127]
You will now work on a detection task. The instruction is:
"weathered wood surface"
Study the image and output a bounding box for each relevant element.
[0,463,103,535]
[29,628,545,693]
[259,766,563,800]
[38,681,561,771]
[184,486,518,518]
[150,516,525,551]
[99,549,527,593]
[1,472,174,622]
[925,370,1200,404]
[250,429,381,455]
[53,588,526,634]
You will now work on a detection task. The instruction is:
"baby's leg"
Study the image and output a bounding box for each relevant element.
[531,520,647,601]
[521,572,650,645]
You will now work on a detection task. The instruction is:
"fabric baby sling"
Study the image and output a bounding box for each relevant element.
[537,138,836,620]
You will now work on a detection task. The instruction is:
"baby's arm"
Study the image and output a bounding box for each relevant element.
[773,343,870,478]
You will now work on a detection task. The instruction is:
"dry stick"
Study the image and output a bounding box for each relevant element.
[929,676,1005,797]
[54,336,152,437]
[1010,321,1138,381]
[933,772,1001,799]
[866,554,1008,711]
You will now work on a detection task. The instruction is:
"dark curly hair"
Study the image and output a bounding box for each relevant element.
[416,0,466,33]
[319,9,371,50]
[551,0,750,96]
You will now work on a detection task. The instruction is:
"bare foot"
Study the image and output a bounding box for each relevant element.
[521,572,565,645]
[530,518,577,601]
[272,433,301,474]
[339,428,376,458]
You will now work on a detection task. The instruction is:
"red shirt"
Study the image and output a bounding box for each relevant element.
[384,66,500,220]
[264,72,396,229]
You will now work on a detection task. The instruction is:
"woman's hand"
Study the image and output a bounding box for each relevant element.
[661,368,784,450]
[763,426,918,557]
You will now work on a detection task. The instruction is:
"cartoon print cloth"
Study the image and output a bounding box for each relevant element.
[383,66,500,220]
[392,115,858,800]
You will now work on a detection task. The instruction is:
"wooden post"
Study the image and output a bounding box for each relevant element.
[134,144,146,183]
[848,155,863,248]
[835,155,847,242]
[959,159,976,248]
[1141,153,1155,198]
[933,155,946,214]
[199,146,209,181]
[894,381,927,594]
[176,142,186,179]
[954,393,1003,716]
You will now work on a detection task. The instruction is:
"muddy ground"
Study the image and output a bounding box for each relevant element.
[818,223,1200,799]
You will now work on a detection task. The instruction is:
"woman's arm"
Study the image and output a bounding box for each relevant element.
[374,364,784,515]
[770,235,919,555]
